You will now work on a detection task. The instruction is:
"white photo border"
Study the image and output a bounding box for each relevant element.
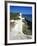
[5,1,36,45]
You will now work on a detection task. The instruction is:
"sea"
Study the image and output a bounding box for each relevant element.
[22,14,32,22]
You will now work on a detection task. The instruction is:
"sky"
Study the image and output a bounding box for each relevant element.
[10,6,32,15]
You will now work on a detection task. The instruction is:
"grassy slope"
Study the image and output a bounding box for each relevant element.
[10,13,20,20]
[22,23,32,35]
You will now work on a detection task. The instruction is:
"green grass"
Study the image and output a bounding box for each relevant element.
[22,23,32,35]
[10,13,20,20]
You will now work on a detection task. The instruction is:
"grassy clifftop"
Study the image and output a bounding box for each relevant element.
[10,13,20,20]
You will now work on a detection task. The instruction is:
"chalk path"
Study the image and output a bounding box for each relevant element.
[10,20,32,40]
[10,30,32,40]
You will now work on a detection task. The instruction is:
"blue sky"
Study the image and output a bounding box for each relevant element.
[10,6,32,15]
